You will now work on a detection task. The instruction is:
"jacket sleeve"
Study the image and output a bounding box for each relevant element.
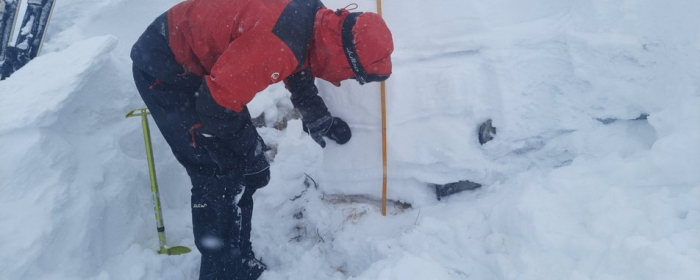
[284,68,331,124]
[205,30,299,112]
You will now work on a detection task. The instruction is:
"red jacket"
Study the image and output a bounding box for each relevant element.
[167,0,393,112]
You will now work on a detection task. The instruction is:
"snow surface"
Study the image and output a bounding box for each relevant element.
[1,0,699,279]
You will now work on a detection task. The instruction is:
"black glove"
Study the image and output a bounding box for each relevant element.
[244,167,270,190]
[304,117,352,148]
[241,257,267,280]
[242,136,270,189]
[286,70,351,148]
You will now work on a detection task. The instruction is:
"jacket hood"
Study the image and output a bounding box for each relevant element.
[309,8,393,86]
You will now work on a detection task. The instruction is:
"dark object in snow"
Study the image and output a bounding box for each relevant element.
[324,194,413,213]
[478,119,497,145]
[290,173,318,201]
[434,180,482,201]
[596,113,650,125]
[1,0,56,80]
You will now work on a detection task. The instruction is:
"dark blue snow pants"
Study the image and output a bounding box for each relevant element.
[131,13,257,280]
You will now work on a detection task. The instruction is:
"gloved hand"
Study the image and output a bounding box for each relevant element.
[241,257,267,280]
[304,116,352,148]
[242,136,270,189]
[244,167,270,190]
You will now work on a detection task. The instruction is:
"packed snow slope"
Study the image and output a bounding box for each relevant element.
[1,0,699,279]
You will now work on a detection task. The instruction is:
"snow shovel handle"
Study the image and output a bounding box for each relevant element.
[126,108,169,253]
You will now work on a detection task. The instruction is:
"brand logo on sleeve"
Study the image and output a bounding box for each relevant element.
[271,72,280,81]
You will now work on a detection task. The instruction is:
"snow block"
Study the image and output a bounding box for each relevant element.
[0,35,118,134]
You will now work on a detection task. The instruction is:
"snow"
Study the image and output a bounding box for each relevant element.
[0,36,117,132]
[1,0,699,279]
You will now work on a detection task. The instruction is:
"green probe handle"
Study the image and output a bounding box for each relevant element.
[126,108,191,255]
[126,108,168,252]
